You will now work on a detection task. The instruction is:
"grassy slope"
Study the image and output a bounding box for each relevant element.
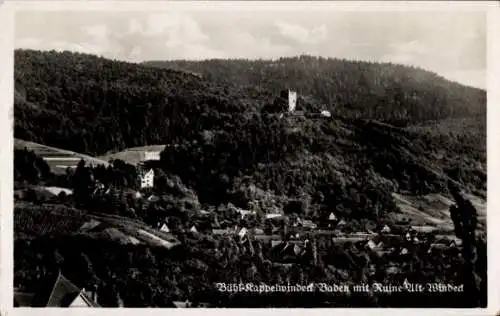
[15,138,109,174]
[15,201,179,248]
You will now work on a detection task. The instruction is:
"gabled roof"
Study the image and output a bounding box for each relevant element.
[238,227,247,238]
[160,223,170,232]
[173,300,191,308]
[73,290,101,307]
[47,273,81,307]
[147,195,159,202]
[79,219,101,232]
[381,225,391,232]
[28,272,101,307]
[31,272,81,307]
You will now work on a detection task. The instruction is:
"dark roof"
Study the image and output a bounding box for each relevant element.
[46,273,82,307]
[30,272,84,307]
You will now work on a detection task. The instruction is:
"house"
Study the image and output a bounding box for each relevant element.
[302,220,317,230]
[172,300,191,308]
[265,213,283,220]
[381,225,391,233]
[328,212,337,221]
[139,169,154,189]
[235,208,255,219]
[253,228,265,235]
[212,228,232,235]
[160,223,170,233]
[386,265,400,275]
[326,212,338,228]
[320,110,331,118]
[14,272,100,307]
[337,219,347,227]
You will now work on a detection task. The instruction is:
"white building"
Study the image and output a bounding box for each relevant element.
[238,227,248,238]
[328,212,337,221]
[366,240,377,250]
[143,151,161,161]
[160,223,170,233]
[139,169,155,188]
[288,90,297,112]
[320,110,331,117]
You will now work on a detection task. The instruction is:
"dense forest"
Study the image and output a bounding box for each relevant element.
[145,56,486,125]
[13,49,487,307]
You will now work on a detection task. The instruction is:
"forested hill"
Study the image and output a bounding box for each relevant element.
[14,49,274,156]
[145,56,486,125]
[14,49,485,210]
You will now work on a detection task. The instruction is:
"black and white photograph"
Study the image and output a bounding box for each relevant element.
[4,0,495,310]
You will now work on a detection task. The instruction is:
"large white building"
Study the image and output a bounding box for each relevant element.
[139,169,155,188]
[143,151,161,161]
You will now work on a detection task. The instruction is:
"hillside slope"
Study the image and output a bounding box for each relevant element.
[14,49,486,218]
[145,56,486,125]
[15,49,272,156]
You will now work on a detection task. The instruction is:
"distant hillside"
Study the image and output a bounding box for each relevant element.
[145,56,486,125]
[15,49,272,156]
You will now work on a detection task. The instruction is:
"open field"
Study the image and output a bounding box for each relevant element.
[99,145,166,166]
[15,139,109,175]
[390,192,486,234]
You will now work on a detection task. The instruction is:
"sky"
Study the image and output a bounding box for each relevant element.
[14,8,487,89]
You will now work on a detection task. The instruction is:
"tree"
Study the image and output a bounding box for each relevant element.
[72,159,94,207]
[448,181,484,307]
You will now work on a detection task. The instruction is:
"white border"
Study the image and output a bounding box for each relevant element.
[1,1,499,315]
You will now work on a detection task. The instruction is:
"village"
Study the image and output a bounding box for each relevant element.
[118,150,461,274]
[13,88,466,308]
